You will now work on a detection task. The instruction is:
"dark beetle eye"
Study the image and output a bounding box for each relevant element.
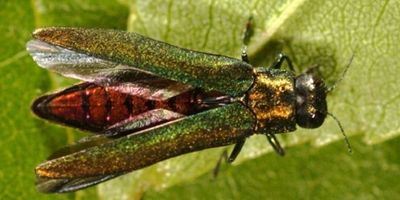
[295,73,327,128]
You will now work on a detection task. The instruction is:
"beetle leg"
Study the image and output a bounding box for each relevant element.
[241,16,254,63]
[271,53,295,71]
[213,149,228,178]
[241,47,250,63]
[265,133,285,156]
[228,138,246,162]
[213,138,246,177]
[242,15,254,46]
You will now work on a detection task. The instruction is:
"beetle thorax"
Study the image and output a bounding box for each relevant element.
[246,69,296,134]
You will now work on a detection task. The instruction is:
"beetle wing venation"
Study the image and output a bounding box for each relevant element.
[27,39,124,82]
[106,79,192,101]
[103,108,185,137]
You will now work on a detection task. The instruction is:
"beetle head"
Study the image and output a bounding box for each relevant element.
[295,73,327,128]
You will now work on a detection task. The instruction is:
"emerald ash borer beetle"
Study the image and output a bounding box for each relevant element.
[27,27,351,193]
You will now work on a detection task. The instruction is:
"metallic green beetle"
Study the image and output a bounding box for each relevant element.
[27,27,342,193]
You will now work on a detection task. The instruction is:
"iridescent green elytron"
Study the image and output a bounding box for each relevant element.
[32,28,253,97]
[27,28,332,193]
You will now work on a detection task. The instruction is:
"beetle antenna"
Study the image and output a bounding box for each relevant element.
[326,54,354,93]
[326,112,352,153]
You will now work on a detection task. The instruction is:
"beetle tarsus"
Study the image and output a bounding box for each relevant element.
[266,133,285,156]
[213,150,228,178]
[241,15,254,63]
[271,53,295,71]
[228,138,246,162]
[242,15,254,46]
[213,138,246,177]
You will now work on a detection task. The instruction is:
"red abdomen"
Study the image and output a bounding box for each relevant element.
[32,82,219,133]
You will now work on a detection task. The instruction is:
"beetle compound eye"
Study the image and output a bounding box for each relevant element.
[295,73,327,128]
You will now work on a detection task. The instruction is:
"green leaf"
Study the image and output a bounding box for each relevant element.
[1,0,398,199]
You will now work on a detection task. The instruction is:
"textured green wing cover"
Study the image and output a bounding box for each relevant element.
[32,28,254,96]
[36,103,255,178]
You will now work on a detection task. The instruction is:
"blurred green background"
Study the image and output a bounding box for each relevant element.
[0,0,399,199]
